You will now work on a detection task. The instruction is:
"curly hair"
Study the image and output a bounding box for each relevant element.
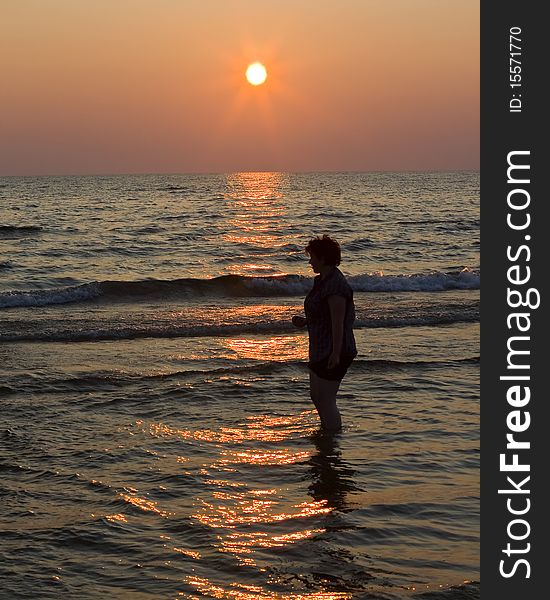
[305,234,341,266]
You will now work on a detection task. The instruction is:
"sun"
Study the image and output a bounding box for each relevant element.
[245,62,267,86]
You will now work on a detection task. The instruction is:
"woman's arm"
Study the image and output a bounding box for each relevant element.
[327,295,346,367]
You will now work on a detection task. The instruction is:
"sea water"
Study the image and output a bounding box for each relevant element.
[0,171,479,599]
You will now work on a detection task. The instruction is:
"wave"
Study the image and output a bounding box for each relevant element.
[13,356,480,393]
[350,269,479,292]
[1,309,479,343]
[391,218,479,227]
[413,581,479,600]
[156,184,197,194]
[0,282,102,308]
[0,270,479,309]
[0,224,43,238]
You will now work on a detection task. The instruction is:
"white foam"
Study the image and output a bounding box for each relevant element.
[349,269,479,292]
[0,282,101,309]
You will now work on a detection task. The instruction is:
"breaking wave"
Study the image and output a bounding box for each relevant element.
[1,269,479,309]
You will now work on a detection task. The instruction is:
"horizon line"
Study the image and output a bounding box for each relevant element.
[0,167,480,179]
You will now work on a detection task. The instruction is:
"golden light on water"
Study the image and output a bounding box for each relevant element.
[119,492,171,517]
[225,262,288,277]
[127,410,348,581]
[172,547,201,560]
[225,172,285,201]
[104,513,128,524]
[153,409,333,569]
[221,172,293,275]
[138,410,316,446]
[219,527,326,559]
[217,448,311,466]
[225,336,305,362]
[228,262,276,272]
[184,576,352,599]
[194,495,332,528]
[192,488,333,566]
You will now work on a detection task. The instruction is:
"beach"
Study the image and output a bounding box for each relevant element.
[1,171,480,599]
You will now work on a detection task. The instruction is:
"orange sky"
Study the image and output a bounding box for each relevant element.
[0,1,479,176]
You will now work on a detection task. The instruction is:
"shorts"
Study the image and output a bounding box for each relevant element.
[308,353,356,382]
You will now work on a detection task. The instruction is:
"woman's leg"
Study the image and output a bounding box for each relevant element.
[309,370,342,431]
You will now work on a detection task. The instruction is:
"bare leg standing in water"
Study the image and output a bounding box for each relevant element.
[309,371,342,431]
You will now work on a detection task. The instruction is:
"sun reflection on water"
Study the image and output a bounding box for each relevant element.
[193,495,331,529]
[224,172,286,202]
[126,407,356,594]
[137,410,317,446]
[172,546,201,560]
[217,448,311,466]
[104,513,128,524]
[118,492,172,518]
[221,172,296,276]
[183,576,352,599]
[225,335,305,362]
[182,411,335,569]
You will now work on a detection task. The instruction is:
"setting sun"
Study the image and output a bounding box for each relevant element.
[246,62,267,86]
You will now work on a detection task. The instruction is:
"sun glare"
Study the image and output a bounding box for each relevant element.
[246,62,267,86]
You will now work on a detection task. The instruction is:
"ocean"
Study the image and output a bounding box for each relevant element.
[0,171,479,599]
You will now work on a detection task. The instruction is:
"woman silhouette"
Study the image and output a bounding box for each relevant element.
[292,235,357,431]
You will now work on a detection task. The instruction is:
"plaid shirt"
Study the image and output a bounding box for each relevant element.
[304,267,357,362]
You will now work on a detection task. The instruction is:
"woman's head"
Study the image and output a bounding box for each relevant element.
[305,234,341,267]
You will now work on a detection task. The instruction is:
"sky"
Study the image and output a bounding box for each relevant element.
[0,0,479,176]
